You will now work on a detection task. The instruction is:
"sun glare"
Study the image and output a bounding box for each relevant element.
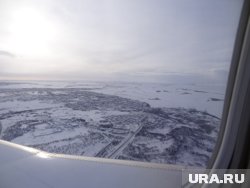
[7,7,57,57]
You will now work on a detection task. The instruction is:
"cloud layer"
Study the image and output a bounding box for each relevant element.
[0,0,244,82]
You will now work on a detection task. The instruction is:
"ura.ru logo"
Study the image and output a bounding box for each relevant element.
[188,173,244,184]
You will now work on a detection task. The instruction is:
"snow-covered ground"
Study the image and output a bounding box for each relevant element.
[0,80,225,167]
[0,80,225,117]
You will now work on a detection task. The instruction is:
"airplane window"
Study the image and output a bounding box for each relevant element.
[0,0,244,168]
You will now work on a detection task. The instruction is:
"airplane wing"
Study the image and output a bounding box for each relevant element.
[0,140,183,188]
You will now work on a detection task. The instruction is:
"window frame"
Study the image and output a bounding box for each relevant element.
[208,0,250,169]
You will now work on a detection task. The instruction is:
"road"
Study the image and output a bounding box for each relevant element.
[107,117,146,159]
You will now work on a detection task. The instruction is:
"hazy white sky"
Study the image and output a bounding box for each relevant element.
[0,0,243,82]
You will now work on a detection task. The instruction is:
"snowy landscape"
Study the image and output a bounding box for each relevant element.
[0,80,224,167]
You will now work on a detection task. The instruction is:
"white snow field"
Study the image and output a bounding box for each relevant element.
[0,80,224,167]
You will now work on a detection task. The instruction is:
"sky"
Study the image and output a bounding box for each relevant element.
[0,0,244,83]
